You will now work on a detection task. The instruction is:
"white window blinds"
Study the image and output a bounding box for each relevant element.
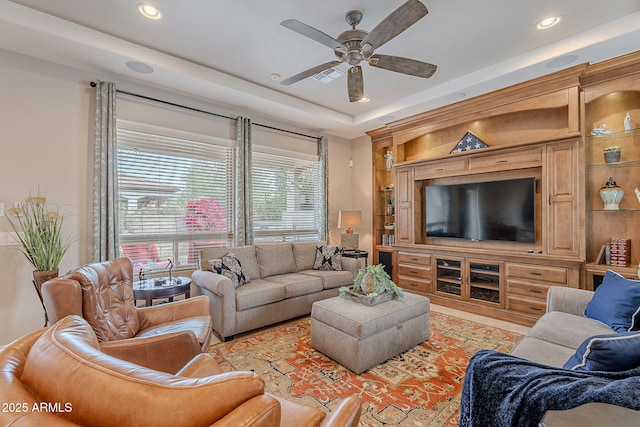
[116,121,233,271]
[252,145,321,242]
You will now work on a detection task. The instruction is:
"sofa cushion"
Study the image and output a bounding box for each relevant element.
[263,273,324,298]
[313,244,344,271]
[200,246,261,280]
[584,270,640,332]
[293,241,320,272]
[300,270,354,289]
[255,243,297,278]
[210,253,249,287]
[563,331,640,372]
[524,311,614,350]
[509,336,578,369]
[235,279,286,311]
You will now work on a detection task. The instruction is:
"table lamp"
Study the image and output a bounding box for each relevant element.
[338,210,362,250]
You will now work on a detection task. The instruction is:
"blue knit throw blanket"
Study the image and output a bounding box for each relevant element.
[459,350,640,427]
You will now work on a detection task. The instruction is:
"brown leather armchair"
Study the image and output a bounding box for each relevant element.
[0,315,362,427]
[42,257,212,373]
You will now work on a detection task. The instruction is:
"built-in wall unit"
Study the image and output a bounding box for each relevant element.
[368,51,640,327]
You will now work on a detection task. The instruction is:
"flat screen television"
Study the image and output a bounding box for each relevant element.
[425,177,535,243]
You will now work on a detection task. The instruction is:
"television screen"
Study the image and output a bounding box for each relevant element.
[425,177,535,243]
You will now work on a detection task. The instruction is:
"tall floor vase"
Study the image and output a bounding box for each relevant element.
[32,269,58,327]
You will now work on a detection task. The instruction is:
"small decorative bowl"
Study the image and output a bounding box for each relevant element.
[384,224,395,230]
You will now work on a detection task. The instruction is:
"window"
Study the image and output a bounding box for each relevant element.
[252,145,321,242]
[116,121,233,272]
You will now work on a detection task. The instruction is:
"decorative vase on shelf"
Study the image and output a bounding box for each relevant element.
[599,177,624,210]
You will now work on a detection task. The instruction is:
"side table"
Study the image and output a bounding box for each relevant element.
[132,276,192,307]
[342,249,369,267]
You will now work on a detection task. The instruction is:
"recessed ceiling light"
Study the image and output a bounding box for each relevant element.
[126,60,154,74]
[270,73,281,81]
[358,97,370,103]
[546,54,579,69]
[536,15,562,30]
[138,3,162,20]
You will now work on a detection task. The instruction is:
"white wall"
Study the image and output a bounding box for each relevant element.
[0,49,368,345]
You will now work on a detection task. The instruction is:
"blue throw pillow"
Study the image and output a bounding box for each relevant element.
[563,331,640,371]
[584,270,640,332]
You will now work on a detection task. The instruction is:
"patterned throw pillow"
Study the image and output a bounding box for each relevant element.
[209,253,249,287]
[313,244,344,271]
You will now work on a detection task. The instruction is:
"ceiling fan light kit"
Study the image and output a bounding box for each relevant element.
[280,0,437,102]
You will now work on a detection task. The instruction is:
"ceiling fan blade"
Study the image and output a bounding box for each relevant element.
[369,54,437,78]
[348,66,364,102]
[280,60,344,86]
[360,0,428,54]
[281,19,346,53]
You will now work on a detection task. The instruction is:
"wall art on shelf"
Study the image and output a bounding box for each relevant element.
[450,131,488,154]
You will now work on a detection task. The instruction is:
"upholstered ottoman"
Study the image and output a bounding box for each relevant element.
[310,292,430,374]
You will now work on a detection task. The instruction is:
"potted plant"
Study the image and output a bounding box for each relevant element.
[384,195,394,215]
[603,145,622,163]
[6,193,73,326]
[339,264,404,305]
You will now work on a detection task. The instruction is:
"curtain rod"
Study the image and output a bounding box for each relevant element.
[89,82,321,141]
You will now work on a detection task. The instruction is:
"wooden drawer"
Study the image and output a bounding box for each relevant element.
[506,263,568,285]
[507,295,546,316]
[398,277,431,293]
[397,264,431,279]
[414,158,468,179]
[468,146,542,173]
[397,252,432,266]
[507,279,550,301]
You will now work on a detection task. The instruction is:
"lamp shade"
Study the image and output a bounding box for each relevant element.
[338,210,362,229]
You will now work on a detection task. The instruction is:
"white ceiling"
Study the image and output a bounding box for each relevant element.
[1,0,640,139]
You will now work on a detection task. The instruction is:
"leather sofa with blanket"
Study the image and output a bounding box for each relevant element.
[460,270,640,426]
[192,242,359,340]
[0,315,362,426]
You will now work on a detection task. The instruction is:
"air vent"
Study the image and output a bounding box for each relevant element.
[312,67,344,83]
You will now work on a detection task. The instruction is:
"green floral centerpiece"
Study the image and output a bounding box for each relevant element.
[340,263,404,306]
[6,193,73,325]
[603,145,622,163]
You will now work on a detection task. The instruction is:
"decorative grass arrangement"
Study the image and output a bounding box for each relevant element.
[6,194,73,271]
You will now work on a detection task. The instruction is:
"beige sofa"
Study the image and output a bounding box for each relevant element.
[510,286,615,367]
[192,242,360,341]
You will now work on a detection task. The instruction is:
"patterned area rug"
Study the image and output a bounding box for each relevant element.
[208,311,522,426]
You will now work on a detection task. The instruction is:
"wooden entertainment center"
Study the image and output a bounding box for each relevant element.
[369,51,640,326]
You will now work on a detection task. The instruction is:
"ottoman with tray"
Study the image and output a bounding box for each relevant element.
[310,292,430,374]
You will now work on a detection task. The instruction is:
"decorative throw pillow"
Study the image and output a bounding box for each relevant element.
[563,331,640,371]
[584,270,640,332]
[209,253,249,287]
[313,244,344,271]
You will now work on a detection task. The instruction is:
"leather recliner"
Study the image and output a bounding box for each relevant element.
[42,257,212,373]
[0,315,362,426]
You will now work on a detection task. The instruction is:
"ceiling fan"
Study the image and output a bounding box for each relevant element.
[280,0,437,102]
